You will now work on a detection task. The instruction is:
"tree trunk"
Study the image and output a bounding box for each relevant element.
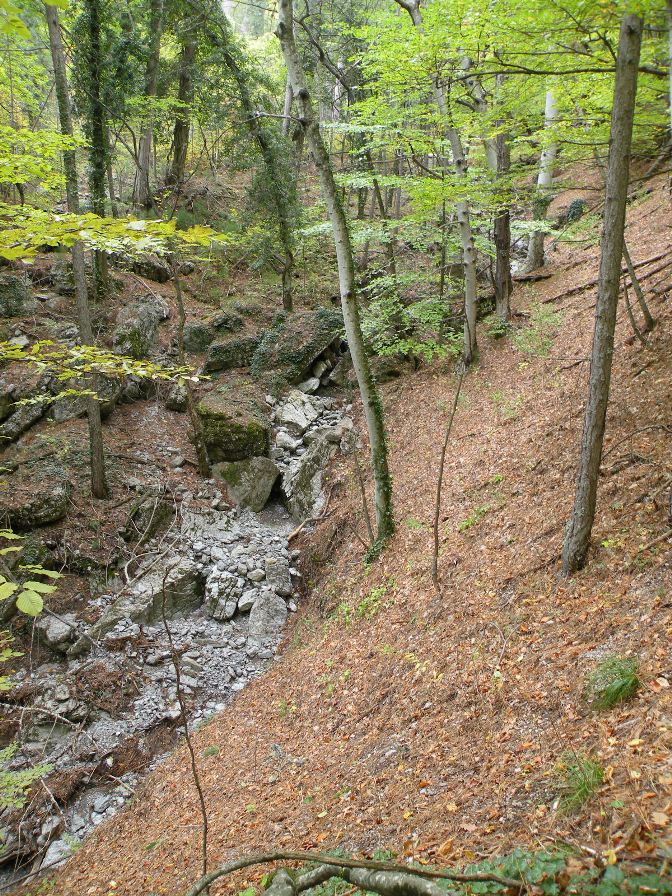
[168,35,197,187]
[134,0,164,208]
[526,90,557,271]
[276,0,394,546]
[282,75,293,137]
[45,3,108,499]
[205,7,295,312]
[81,0,110,296]
[494,126,512,321]
[561,14,642,575]
[394,0,478,364]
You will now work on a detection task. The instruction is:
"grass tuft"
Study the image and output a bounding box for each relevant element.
[585,655,641,711]
[555,752,604,813]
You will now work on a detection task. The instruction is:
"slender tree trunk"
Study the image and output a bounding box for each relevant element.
[45,3,108,499]
[205,7,295,311]
[168,35,197,187]
[395,0,478,364]
[667,1,672,139]
[81,0,110,296]
[277,0,394,546]
[561,14,642,575]
[526,90,557,271]
[135,0,164,208]
[282,75,293,137]
[494,127,512,321]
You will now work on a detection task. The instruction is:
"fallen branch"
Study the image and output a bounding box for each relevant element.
[634,527,672,555]
[542,248,671,303]
[183,850,524,896]
[432,371,464,588]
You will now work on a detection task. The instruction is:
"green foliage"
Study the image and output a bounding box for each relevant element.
[512,306,562,358]
[555,752,604,813]
[458,503,492,532]
[585,656,641,711]
[0,745,51,810]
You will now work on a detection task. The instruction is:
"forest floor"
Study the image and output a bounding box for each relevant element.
[28,172,672,895]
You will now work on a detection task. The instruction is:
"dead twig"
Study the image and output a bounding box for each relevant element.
[432,371,464,588]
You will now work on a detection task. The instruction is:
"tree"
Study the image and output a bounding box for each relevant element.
[134,0,164,208]
[276,0,394,547]
[561,14,643,575]
[45,2,108,498]
[525,90,557,272]
[168,31,197,187]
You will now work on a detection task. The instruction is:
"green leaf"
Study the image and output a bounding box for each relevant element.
[22,581,56,594]
[0,581,17,601]
[15,590,43,616]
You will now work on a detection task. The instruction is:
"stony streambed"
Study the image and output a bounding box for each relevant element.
[0,388,354,880]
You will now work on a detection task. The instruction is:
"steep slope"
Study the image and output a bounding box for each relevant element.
[43,174,672,895]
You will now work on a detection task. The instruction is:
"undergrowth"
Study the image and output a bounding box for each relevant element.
[585,655,641,711]
[555,752,604,813]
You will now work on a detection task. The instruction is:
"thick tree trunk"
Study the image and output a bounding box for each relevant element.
[561,15,642,575]
[276,0,394,546]
[168,35,197,187]
[134,0,164,208]
[282,76,293,137]
[526,90,557,271]
[45,3,108,499]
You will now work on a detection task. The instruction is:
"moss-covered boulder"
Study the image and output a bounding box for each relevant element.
[0,459,71,529]
[251,308,343,384]
[112,293,170,359]
[212,456,280,512]
[196,386,270,462]
[183,309,244,354]
[0,274,34,317]
[204,335,261,372]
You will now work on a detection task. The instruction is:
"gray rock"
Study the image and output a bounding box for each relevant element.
[276,389,320,435]
[206,571,243,621]
[112,293,170,359]
[237,590,257,613]
[130,252,171,283]
[276,430,301,452]
[48,374,121,423]
[250,308,343,384]
[265,556,292,597]
[197,388,271,463]
[36,613,77,653]
[212,456,280,512]
[297,377,320,394]
[204,336,261,373]
[41,837,73,868]
[247,567,266,583]
[0,273,34,317]
[0,461,71,529]
[165,380,188,412]
[0,401,44,445]
[248,589,287,643]
[283,435,336,521]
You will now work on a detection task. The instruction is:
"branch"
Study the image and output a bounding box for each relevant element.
[183,851,524,896]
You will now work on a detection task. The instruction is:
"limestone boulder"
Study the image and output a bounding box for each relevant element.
[212,456,280,512]
[196,387,270,463]
[112,293,170,359]
[0,274,34,317]
[251,308,343,384]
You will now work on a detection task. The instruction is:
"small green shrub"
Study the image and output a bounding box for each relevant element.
[458,503,492,532]
[585,655,641,710]
[555,752,604,813]
[513,305,562,357]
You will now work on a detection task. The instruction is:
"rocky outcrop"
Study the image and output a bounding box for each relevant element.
[112,293,170,359]
[183,310,244,354]
[0,273,34,317]
[196,387,271,463]
[251,308,343,384]
[130,253,171,283]
[0,460,71,529]
[283,435,336,521]
[275,389,320,435]
[48,374,122,423]
[36,613,78,653]
[0,401,45,445]
[248,589,287,644]
[204,335,261,373]
[212,456,280,512]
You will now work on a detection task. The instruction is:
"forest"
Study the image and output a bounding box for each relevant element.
[0,0,671,893]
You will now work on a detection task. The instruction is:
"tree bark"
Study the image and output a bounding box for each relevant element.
[45,3,108,499]
[526,90,557,271]
[394,0,479,364]
[168,35,197,187]
[561,14,642,575]
[276,0,394,546]
[134,0,164,208]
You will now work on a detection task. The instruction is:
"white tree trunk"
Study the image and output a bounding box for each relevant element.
[526,90,558,271]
